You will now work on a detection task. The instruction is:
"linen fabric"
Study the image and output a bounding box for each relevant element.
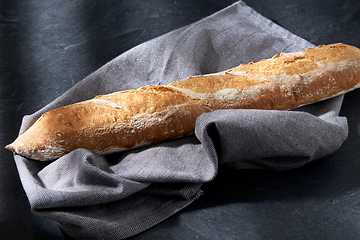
[13,1,348,239]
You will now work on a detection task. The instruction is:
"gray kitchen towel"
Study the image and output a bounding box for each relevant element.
[13,1,348,239]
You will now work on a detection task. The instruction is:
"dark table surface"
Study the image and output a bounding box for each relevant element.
[1,0,360,239]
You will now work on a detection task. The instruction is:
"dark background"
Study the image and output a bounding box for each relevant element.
[1,0,360,239]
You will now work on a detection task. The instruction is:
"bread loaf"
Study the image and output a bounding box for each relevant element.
[6,43,360,161]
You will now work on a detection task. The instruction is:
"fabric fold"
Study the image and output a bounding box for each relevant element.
[195,96,348,171]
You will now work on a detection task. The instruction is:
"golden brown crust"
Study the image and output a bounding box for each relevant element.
[6,43,360,161]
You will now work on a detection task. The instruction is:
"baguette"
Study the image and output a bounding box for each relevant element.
[6,43,360,161]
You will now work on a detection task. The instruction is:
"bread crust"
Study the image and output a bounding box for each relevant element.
[6,43,360,161]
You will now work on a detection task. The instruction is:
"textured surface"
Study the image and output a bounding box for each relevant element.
[1,0,360,240]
